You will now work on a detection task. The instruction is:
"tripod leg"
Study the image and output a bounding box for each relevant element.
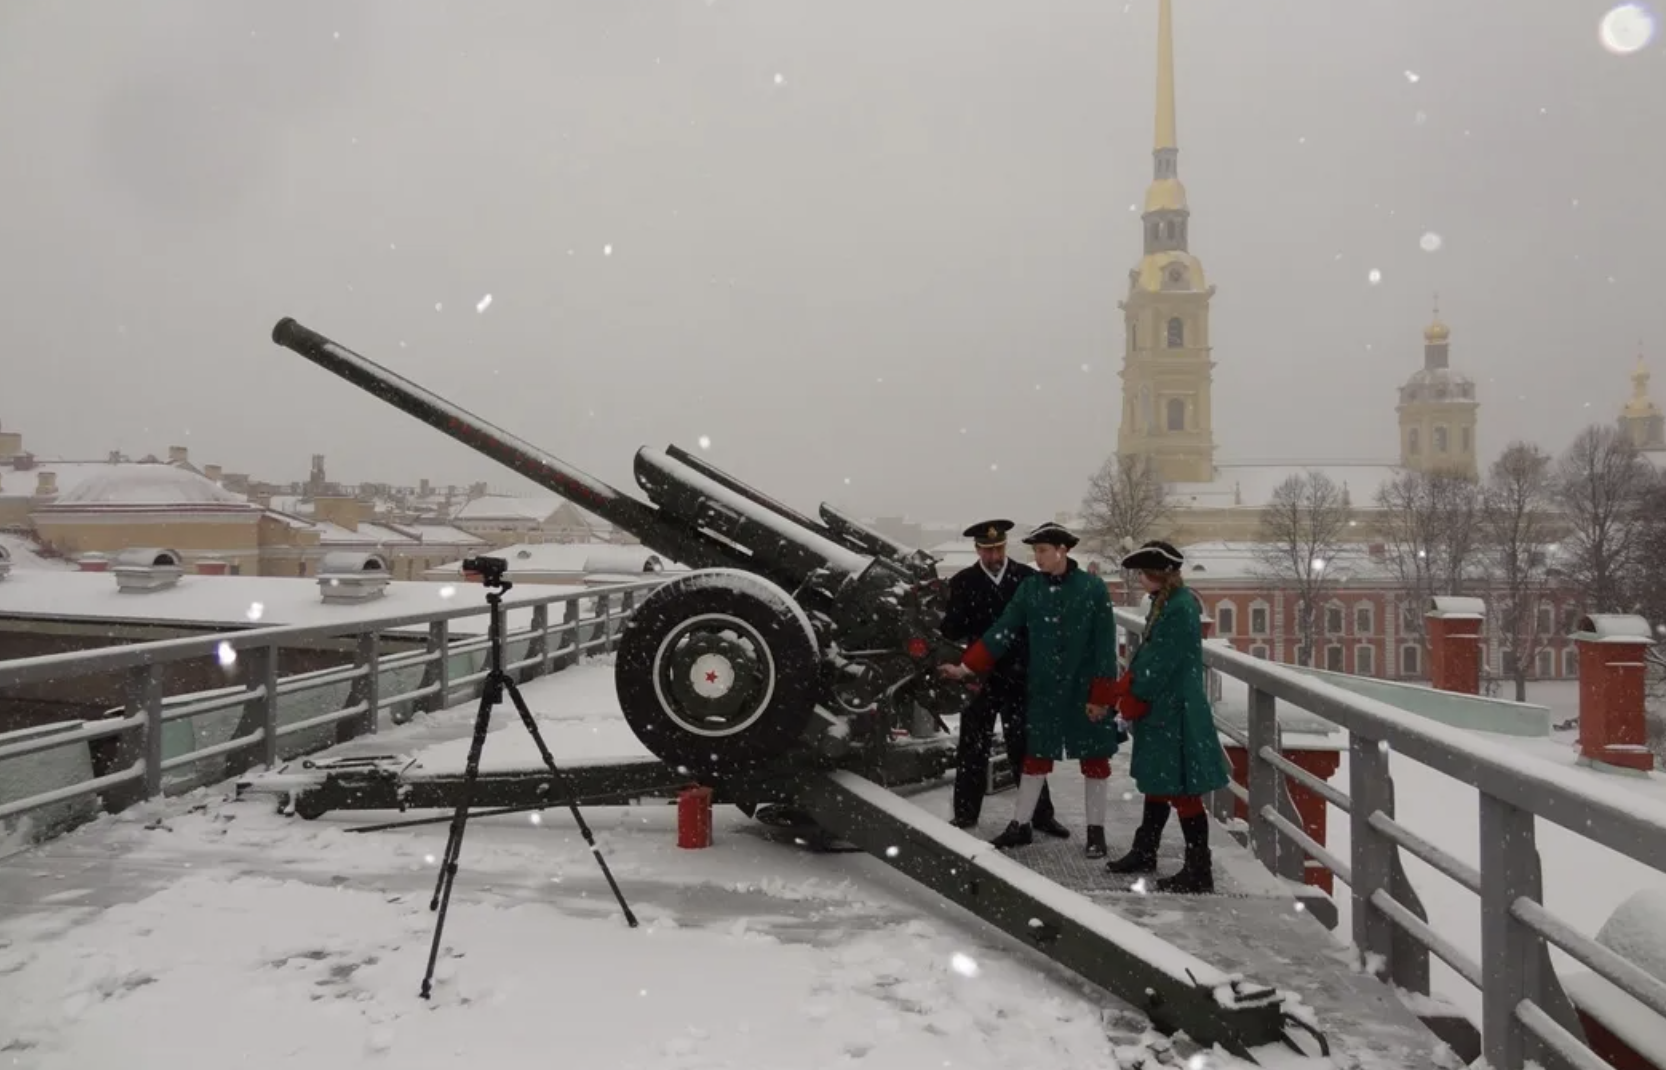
[502,677,639,929]
[419,687,497,999]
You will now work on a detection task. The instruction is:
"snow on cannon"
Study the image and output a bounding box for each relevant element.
[267,317,966,795]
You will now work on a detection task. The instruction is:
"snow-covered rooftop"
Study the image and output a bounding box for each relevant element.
[1170,460,1403,510]
[0,570,569,635]
[0,531,72,571]
[428,541,683,579]
[45,464,251,509]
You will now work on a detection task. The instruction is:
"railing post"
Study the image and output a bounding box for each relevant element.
[247,644,280,769]
[125,665,165,800]
[420,620,449,713]
[1349,734,1396,977]
[353,633,380,736]
[528,604,550,680]
[1478,793,1585,1070]
[601,593,616,654]
[1245,685,1279,871]
[561,599,582,669]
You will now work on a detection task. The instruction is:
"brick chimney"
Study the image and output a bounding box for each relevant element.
[203,463,223,483]
[168,445,189,465]
[34,470,57,496]
[313,495,361,532]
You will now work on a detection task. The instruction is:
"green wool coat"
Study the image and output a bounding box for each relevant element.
[1125,584,1231,798]
[970,561,1122,761]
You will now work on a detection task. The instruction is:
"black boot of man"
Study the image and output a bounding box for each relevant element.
[1105,797,1170,874]
[1155,812,1214,894]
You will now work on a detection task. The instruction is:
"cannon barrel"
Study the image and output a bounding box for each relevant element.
[270,317,731,571]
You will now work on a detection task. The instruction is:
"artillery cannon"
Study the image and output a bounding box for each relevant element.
[256,318,1333,1062]
[269,318,963,790]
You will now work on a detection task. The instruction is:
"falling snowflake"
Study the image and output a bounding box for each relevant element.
[603,244,613,256]
[885,845,899,858]
[476,294,493,313]
[434,302,443,312]
[1081,363,1091,372]
[697,435,712,450]
[1600,4,1656,54]
[1414,110,1428,126]
[439,585,457,599]
[1367,269,1383,285]
[1419,232,1443,252]
[949,952,980,977]
[843,477,852,485]
[1404,70,1421,83]
[216,642,237,668]
[773,72,784,85]
[245,602,265,622]
[989,463,999,472]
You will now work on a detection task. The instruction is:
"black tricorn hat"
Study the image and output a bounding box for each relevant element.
[1120,539,1184,571]
[1021,521,1079,550]
[963,519,1014,548]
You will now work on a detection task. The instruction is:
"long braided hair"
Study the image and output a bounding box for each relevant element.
[1143,569,1187,626]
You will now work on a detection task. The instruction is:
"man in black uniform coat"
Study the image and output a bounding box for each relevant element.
[940,519,1067,837]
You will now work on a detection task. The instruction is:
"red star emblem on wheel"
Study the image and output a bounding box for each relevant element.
[705,670,720,683]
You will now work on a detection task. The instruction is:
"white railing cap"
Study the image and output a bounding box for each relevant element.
[1426,595,1486,619]
[1575,614,1656,643]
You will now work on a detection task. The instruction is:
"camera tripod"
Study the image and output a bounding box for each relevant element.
[420,559,638,1000]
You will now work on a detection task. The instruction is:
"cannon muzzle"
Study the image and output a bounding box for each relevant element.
[268,316,697,561]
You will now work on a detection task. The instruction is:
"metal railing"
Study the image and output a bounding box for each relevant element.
[0,579,664,843]
[1116,606,1666,1070]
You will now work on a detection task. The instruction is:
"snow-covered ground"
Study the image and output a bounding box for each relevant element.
[0,660,1306,1070]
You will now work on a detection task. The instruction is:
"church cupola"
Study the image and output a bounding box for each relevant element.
[1396,297,1479,479]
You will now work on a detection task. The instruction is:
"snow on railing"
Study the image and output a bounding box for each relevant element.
[0,579,665,847]
[1115,605,1666,1070]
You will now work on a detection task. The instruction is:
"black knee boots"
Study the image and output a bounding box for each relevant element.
[1155,812,1214,894]
[1105,797,1170,874]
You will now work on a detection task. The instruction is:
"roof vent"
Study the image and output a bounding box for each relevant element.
[0,543,11,581]
[317,550,391,604]
[112,547,185,592]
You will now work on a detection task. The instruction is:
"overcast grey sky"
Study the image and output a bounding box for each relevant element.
[2,0,1662,522]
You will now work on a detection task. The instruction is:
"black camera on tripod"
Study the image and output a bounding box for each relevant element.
[461,555,510,587]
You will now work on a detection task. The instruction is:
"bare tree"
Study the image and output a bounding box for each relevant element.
[1556,424,1653,613]
[1480,442,1557,702]
[1080,452,1173,598]
[1374,469,1481,656]
[1255,471,1353,665]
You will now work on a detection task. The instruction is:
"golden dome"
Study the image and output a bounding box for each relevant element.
[1144,177,1189,214]
[1424,318,1450,344]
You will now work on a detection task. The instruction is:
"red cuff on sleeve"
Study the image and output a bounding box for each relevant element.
[1089,677,1120,706]
[962,640,996,676]
[1117,694,1152,721]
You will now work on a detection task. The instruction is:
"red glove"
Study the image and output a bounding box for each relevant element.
[961,640,997,676]
[1117,692,1151,721]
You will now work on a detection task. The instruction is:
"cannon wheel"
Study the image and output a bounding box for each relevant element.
[615,569,820,777]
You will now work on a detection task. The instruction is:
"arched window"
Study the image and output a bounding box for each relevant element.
[1166,397,1186,431]
[1128,323,1137,351]
[1166,317,1184,348]
[1461,426,1472,452]
[1434,425,1449,453]
[1163,220,1175,241]
[1407,427,1420,455]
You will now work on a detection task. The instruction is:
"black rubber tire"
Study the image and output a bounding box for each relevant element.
[615,570,819,780]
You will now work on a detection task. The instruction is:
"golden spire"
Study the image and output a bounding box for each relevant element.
[1142,0,1188,214]
[1424,293,1450,344]
[1154,0,1177,152]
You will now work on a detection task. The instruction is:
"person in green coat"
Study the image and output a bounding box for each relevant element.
[939,522,1125,859]
[1104,540,1231,894]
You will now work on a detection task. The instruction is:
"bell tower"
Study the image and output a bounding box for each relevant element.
[1619,346,1666,451]
[1116,0,1217,485]
[1396,299,1479,479]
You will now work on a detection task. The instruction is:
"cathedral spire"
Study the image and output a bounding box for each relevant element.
[1142,0,1189,235]
[1154,0,1177,155]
